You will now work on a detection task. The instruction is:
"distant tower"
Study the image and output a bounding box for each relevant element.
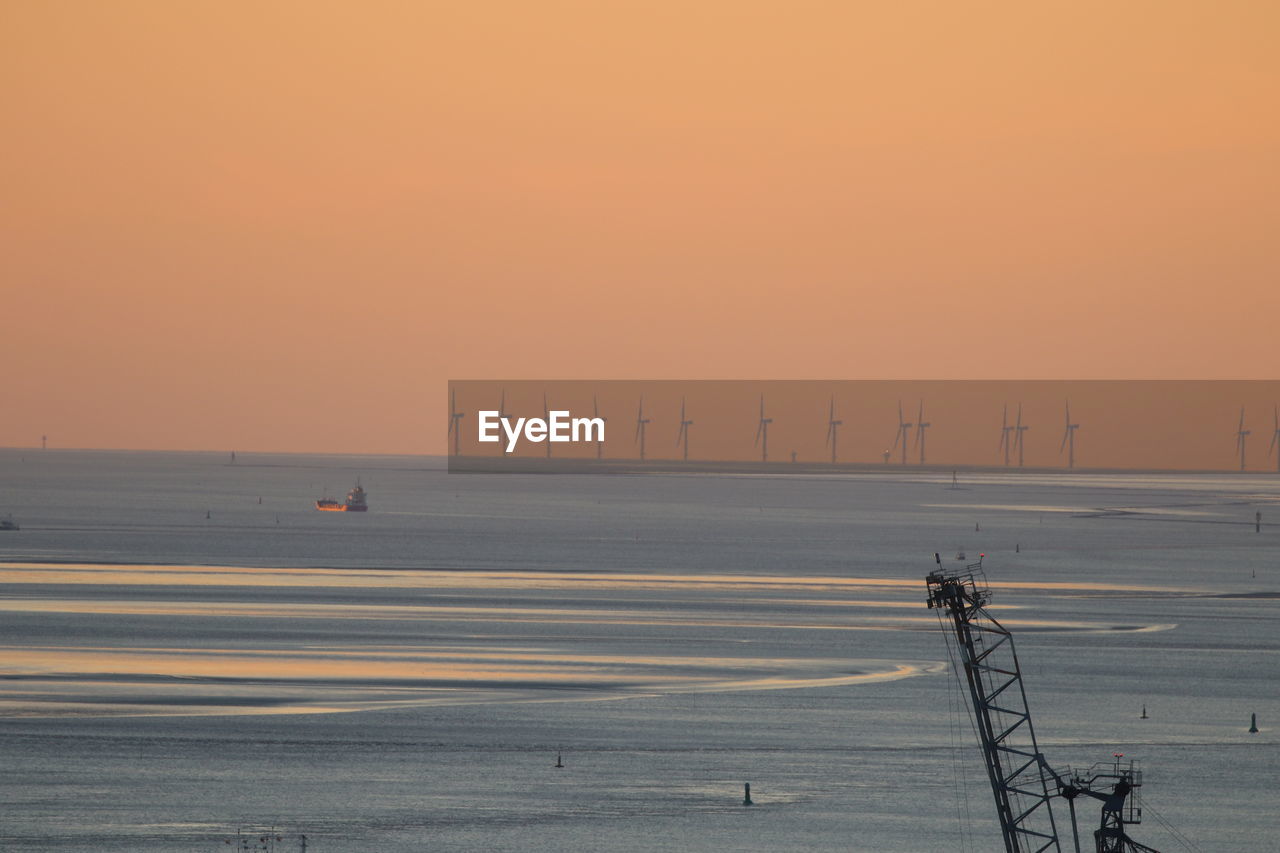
[635,397,650,461]
[448,388,465,456]
[1236,407,1251,472]
[826,396,843,464]
[1269,405,1279,473]
[914,401,931,464]
[755,395,772,463]
[892,401,913,465]
[998,405,1014,466]
[1060,400,1079,469]
[676,397,693,461]
[1014,403,1030,467]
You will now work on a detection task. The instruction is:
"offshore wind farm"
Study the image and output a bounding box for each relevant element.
[448,381,1280,476]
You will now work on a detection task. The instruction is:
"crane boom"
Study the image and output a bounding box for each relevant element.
[927,558,1063,852]
[926,556,1163,853]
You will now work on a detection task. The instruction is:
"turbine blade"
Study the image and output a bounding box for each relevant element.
[680,397,686,422]
[755,420,763,445]
[826,421,833,446]
[829,397,835,421]
[1060,427,1068,453]
[1239,407,1246,431]
[593,393,599,419]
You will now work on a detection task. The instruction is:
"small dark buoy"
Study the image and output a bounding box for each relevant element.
[975,522,981,532]
[205,510,211,520]
[554,751,564,768]
[258,497,263,505]
[1015,543,1020,553]
[743,782,753,806]
[1249,713,1259,733]
[1256,511,1262,533]
[1140,704,1148,719]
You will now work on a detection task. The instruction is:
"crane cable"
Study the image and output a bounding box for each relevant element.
[937,607,979,851]
[1142,799,1205,853]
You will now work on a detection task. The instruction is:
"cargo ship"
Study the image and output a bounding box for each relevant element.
[316,481,368,512]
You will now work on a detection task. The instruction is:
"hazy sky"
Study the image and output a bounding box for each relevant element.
[3,2,1278,453]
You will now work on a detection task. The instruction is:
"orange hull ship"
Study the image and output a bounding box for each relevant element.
[316,481,368,512]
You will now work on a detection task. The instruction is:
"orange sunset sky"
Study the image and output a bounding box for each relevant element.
[2,1,1278,454]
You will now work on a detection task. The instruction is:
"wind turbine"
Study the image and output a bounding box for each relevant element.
[914,401,930,464]
[1270,405,1280,473]
[495,389,513,455]
[635,397,650,462]
[891,401,913,465]
[826,396,842,464]
[676,397,693,461]
[999,404,1014,466]
[1236,407,1250,472]
[1014,403,1030,467]
[755,395,773,462]
[1060,400,1079,469]
[448,387,465,457]
[593,394,607,460]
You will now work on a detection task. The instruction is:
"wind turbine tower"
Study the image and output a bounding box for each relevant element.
[448,388,465,456]
[1270,405,1280,473]
[891,401,913,465]
[826,396,842,464]
[1060,400,1079,469]
[1014,403,1030,467]
[1236,407,1250,472]
[676,397,693,461]
[914,401,931,464]
[755,395,773,463]
[635,397,651,462]
[593,394,607,460]
[998,404,1014,466]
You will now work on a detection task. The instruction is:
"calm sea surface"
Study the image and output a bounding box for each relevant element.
[0,449,1276,851]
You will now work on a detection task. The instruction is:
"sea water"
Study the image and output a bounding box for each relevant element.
[0,449,1275,851]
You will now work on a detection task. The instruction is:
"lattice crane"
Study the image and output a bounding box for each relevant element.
[926,556,1161,853]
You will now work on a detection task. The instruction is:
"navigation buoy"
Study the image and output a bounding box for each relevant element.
[743,782,753,806]
[1249,713,1259,733]
[1140,704,1148,719]
[555,751,564,768]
